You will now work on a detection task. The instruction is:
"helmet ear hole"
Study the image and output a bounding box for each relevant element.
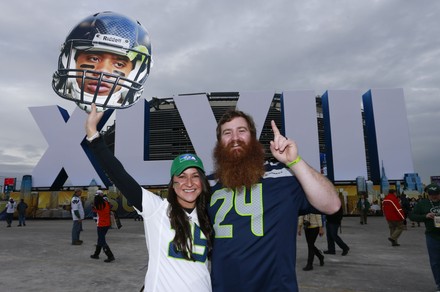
[52,11,152,112]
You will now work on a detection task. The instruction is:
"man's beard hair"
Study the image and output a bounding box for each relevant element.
[213,137,265,190]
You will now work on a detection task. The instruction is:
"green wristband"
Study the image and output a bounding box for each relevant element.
[286,156,301,168]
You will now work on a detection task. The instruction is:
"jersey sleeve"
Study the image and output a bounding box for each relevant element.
[136,188,166,219]
[88,136,143,212]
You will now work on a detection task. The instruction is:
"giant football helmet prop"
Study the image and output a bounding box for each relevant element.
[53,11,152,112]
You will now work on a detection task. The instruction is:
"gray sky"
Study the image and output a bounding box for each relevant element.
[0,0,439,186]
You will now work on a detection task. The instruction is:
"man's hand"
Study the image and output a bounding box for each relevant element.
[269,120,298,165]
[426,212,436,220]
[269,122,340,215]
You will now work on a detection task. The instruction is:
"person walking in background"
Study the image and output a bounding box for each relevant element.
[382,189,405,246]
[324,206,350,256]
[71,188,85,245]
[92,190,109,222]
[5,198,17,227]
[298,213,325,271]
[90,193,114,262]
[357,192,371,225]
[409,197,420,227]
[409,183,440,292]
[96,190,109,201]
[400,192,411,229]
[17,199,28,227]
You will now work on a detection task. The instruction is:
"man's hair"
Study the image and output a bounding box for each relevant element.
[389,189,396,194]
[216,109,257,141]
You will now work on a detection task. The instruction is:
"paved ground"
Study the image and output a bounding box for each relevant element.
[0,216,436,292]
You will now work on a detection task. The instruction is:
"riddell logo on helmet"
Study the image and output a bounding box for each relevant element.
[93,34,129,48]
[102,36,123,44]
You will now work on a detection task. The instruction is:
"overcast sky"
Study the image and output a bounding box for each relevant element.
[0,0,439,187]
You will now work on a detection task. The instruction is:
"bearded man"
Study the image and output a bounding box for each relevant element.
[208,109,340,292]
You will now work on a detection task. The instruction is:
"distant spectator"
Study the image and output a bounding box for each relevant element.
[324,206,350,256]
[90,194,114,262]
[382,189,405,246]
[409,197,420,227]
[409,183,440,292]
[71,188,85,245]
[92,190,108,222]
[400,193,411,228]
[370,200,381,215]
[5,198,17,228]
[298,213,325,271]
[17,199,28,227]
[357,192,371,224]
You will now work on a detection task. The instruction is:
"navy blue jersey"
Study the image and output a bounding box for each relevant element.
[208,162,313,292]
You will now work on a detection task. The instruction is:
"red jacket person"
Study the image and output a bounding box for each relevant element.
[382,189,405,246]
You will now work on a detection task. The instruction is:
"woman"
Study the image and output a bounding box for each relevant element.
[90,193,114,262]
[85,104,213,292]
[298,213,325,271]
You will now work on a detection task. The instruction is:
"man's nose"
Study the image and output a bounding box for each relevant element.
[231,131,242,142]
[94,59,113,74]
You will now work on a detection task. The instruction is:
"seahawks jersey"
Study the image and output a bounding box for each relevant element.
[70,196,84,220]
[208,162,312,292]
[137,188,211,292]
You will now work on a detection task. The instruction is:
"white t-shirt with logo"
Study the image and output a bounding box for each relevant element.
[6,201,17,214]
[136,188,211,292]
[71,195,84,220]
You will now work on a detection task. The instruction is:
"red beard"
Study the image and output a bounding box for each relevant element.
[213,137,265,189]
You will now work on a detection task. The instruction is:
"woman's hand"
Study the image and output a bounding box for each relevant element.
[85,103,104,138]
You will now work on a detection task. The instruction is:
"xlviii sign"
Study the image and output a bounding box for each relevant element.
[29,89,413,188]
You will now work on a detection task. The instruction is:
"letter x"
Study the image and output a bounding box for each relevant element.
[29,105,107,187]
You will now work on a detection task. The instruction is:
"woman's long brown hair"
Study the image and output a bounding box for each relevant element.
[167,168,213,261]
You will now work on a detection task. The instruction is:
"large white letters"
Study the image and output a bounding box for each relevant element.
[281,90,321,171]
[363,88,414,182]
[322,90,368,181]
[30,89,414,188]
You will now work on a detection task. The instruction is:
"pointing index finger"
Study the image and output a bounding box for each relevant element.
[271,120,281,137]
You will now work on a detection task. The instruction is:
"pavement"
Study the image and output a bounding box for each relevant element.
[0,216,436,292]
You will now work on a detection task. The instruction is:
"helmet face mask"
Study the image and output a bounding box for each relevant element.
[53,11,152,112]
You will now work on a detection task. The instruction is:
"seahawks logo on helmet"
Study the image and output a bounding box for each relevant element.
[52,11,152,112]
